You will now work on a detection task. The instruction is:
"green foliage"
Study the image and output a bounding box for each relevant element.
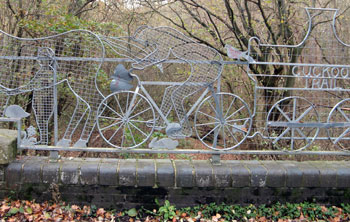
[124,121,144,147]
[342,203,350,214]
[169,201,344,221]
[20,11,86,34]
[14,1,124,37]
[7,190,18,201]
[96,68,111,95]
[90,204,97,216]
[152,131,167,139]
[155,199,177,221]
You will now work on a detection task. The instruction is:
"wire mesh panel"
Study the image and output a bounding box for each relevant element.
[0,30,105,147]
[247,8,350,151]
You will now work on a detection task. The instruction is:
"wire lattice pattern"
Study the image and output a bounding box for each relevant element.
[0,30,105,147]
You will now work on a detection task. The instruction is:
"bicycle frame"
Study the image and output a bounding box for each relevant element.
[135,80,214,127]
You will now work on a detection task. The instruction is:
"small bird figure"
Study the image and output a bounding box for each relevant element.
[110,64,134,92]
[225,44,255,63]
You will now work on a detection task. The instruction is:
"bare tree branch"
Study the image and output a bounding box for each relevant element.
[74,0,97,17]
[6,0,16,15]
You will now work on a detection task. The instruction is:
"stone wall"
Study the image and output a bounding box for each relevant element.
[3,156,350,209]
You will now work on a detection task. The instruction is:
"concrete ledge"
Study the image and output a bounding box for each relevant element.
[0,129,17,165]
[3,157,350,208]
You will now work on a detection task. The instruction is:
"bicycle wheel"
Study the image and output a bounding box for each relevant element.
[194,93,252,150]
[97,91,155,149]
[327,98,350,151]
[266,96,319,151]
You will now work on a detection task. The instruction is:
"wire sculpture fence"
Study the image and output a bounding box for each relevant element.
[0,7,350,158]
[247,8,350,152]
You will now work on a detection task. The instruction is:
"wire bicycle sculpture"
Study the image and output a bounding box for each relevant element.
[98,26,249,150]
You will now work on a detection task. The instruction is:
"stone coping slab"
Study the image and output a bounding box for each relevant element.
[5,157,350,189]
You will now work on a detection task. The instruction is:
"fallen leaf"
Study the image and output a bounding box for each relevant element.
[8,207,19,215]
[44,212,51,219]
[1,205,10,212]
[127,208,137,217]
[14,201,21,208]
[26,207,33,214]
[105,212,112,219]
[331,217,341,222]
[96,208,105,216]
[71,205,80,211]
[258,216,267,222]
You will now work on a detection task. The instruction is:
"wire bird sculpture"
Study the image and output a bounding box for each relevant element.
[0,30,105,147]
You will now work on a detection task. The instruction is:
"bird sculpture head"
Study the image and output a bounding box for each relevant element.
[110,64,134,92]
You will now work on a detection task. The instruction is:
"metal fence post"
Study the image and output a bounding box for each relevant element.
[211,154,221,165]
[50,54,59,162]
